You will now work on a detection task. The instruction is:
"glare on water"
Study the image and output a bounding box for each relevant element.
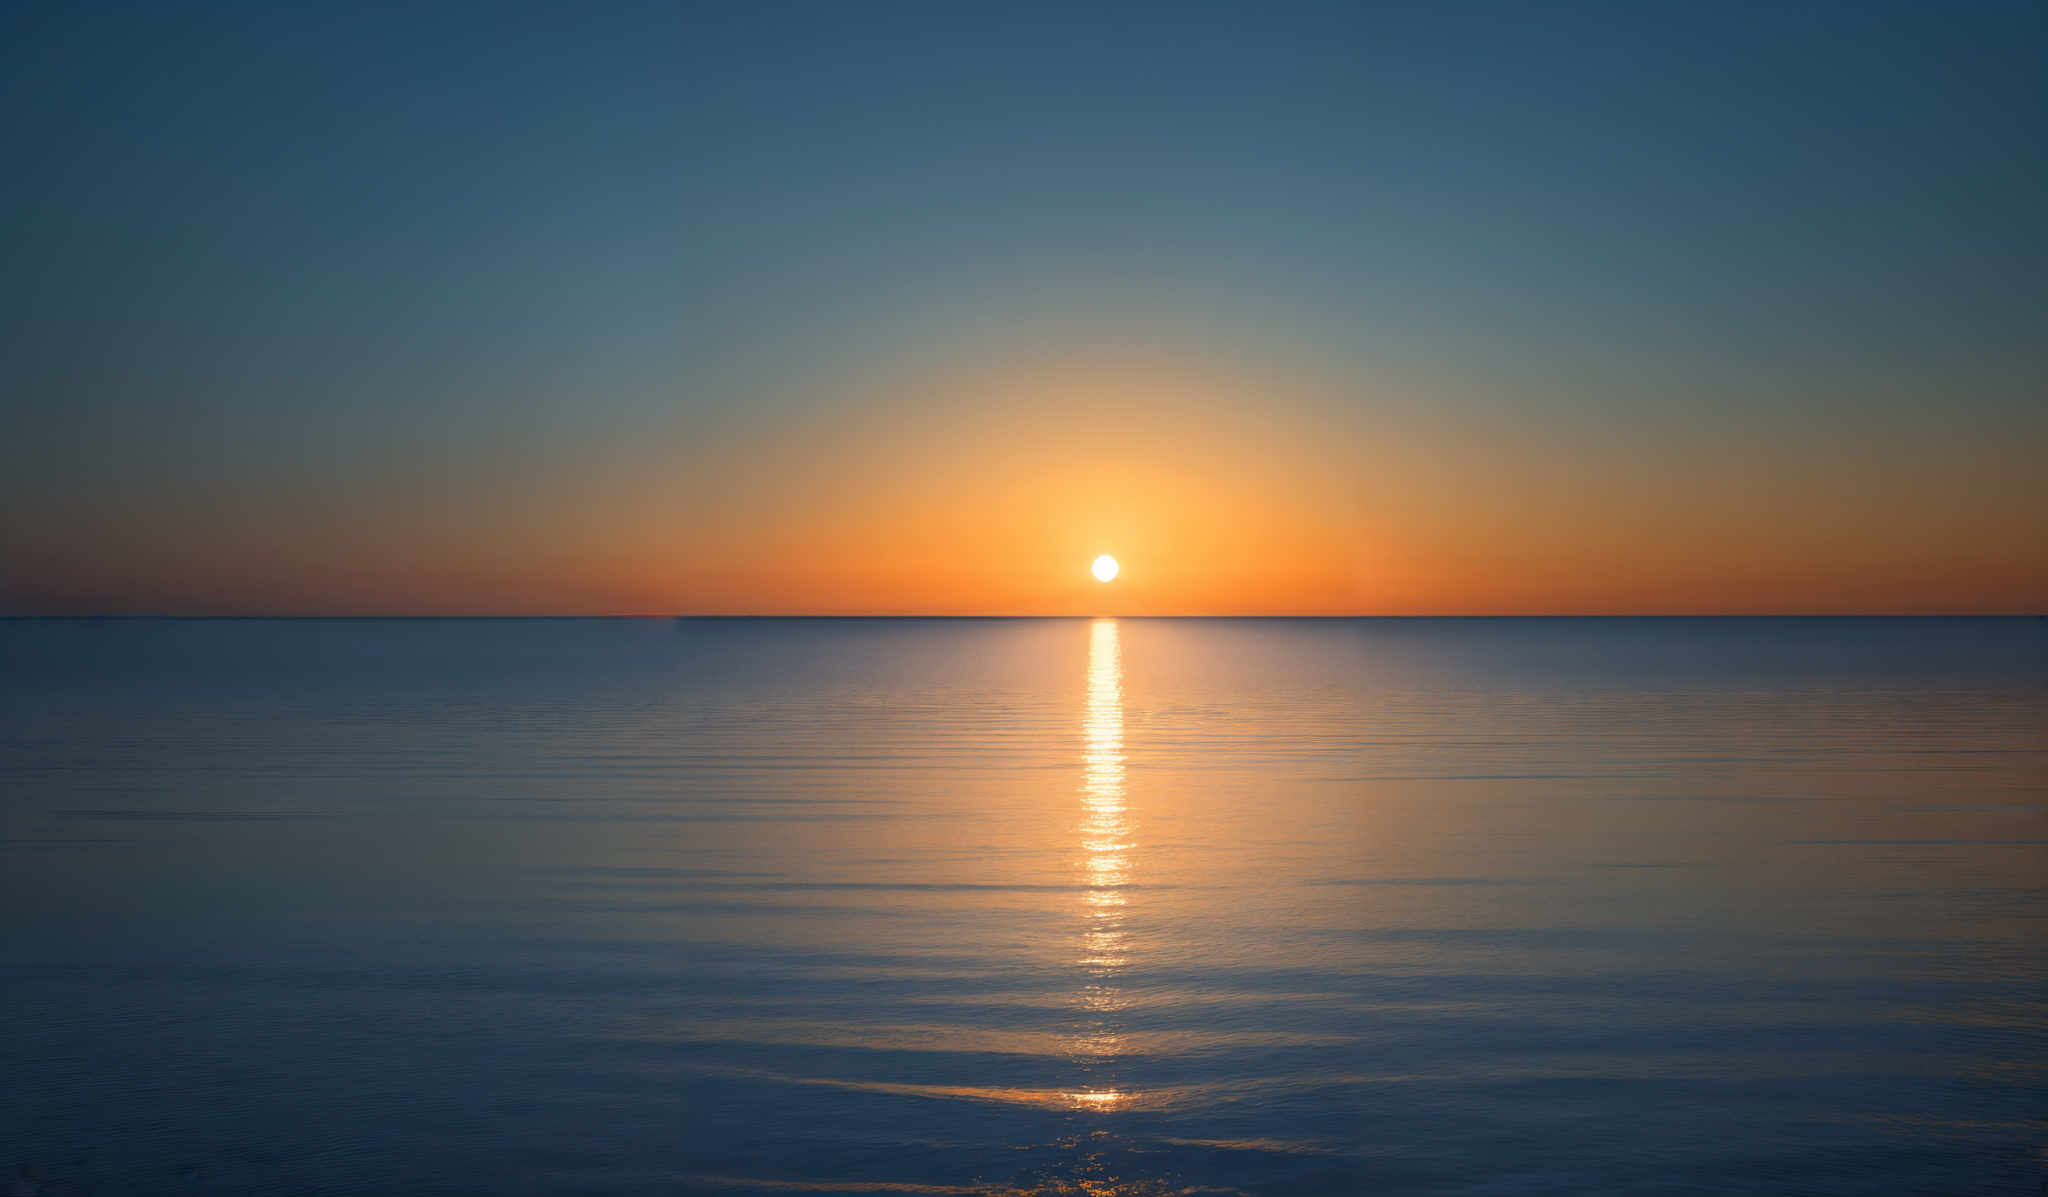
[1073,618,1130,1111]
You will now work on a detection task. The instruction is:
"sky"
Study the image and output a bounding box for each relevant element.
[2,0,2042,615]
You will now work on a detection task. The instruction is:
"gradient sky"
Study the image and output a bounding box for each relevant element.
[3,0,2042,614]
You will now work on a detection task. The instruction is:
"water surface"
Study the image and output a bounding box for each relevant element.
[3,618,2043,1194]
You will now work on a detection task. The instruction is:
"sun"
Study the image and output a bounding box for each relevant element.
[1091,554,1119,583]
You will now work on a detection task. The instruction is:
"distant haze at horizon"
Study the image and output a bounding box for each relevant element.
[3,1,2042,617]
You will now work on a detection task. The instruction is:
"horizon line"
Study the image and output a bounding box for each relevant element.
[2,612,2040,621]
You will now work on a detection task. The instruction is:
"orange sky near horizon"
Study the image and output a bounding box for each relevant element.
[8,348,2037,617]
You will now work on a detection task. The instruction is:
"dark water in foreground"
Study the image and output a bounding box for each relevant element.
[2,617,2043,1195]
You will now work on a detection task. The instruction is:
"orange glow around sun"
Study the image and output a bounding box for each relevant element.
[11,345,2040,617]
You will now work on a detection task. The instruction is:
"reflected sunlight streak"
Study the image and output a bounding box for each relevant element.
[1071,618,1131,1111]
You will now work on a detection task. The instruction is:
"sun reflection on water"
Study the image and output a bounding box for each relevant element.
[1070,618,1130,1112]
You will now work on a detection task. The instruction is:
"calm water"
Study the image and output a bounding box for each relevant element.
[2,618,2043,1195]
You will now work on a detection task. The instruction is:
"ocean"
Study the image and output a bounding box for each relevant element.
[2,617,2042,1194]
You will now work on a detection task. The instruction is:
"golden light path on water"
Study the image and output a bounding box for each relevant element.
[1072,617,1130,1111]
